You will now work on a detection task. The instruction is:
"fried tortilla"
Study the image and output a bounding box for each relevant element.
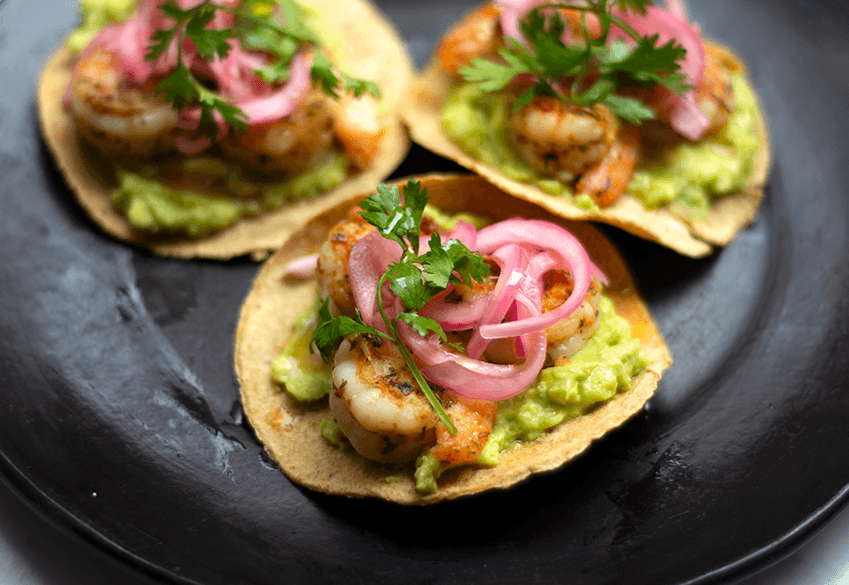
[36,0,413,260]
[235,174,672,504]
[400,37,771,259]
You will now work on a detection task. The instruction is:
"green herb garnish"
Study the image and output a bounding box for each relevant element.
[311,181,491,435]
[460,0,690,123]
[145,0,381,137]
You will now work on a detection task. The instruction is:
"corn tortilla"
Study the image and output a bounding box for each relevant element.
[234,174,673,504]
[36,0,413,260]
[400,37,771,259]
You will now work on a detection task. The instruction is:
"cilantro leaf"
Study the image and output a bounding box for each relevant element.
[310,300,387,362]
[358,181,428,255]
[457,0,693,121]
[311,51,342,97]
[398,313,448,342]
[387,262,428,312]
[343,74,382,99]
[144,0,381,131]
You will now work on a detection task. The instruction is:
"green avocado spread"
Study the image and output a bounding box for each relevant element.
[275,291,648,493]
[112,153,347,237]
[271,298,333,401]
[417,295,648,493]
[441,73,760,215]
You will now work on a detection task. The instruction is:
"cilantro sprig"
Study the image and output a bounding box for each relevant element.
[459,0,690,123]
[145,0,381,137]
[311,181,491,435]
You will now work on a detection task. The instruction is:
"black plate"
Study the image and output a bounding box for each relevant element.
[2,0,848,583]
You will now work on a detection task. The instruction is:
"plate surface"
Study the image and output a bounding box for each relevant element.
[1,0,848,584]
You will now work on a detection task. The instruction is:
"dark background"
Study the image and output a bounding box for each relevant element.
[1,0,848,583]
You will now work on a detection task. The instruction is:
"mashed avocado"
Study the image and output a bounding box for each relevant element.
[628,74,760,216]
[441,74,760,214]
[67,0,137,53]
[414,295,649,492]
[271,298,332,401]
[423,203,490,231]
[111,152,347,236]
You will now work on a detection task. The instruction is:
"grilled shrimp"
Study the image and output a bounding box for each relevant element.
[509,98,618,184]
[329,335,439,463]
[69,47,180,157]
[333,93,387,171]
[543,274,602,366]
[431,395,497,465]
[694,43,739,136]
[316,211,377,318]
[219,88,336,175]
[436,3,503,76]
[317,212,441,318]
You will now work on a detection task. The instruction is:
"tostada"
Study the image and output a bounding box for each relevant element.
[400,0,771,257]
[235,174,672,503]
[37,0,413,259]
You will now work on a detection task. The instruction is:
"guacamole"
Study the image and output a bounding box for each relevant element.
[441,73,760,214]
[275,292,648,494]
[416,295,648,492]
[271,298,333,402]
[112,153,347,237]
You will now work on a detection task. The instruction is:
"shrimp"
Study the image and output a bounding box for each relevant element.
[316,210,377,318]
[317,211,441,318]
[575,124,641,207]
[508,98,618,185]
[219,88,336,175]
[543,273,603,366]
[694,43,740,136]
[436,3,503,76]
[333,93,387,172]
[430,396,497,465]
[329,335,439,463]
[69,47,180,157]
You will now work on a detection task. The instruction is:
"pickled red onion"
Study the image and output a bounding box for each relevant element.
[282,254,319,278]
[347,231,401,330]
[418,288,491,331]
[231,52,312,125]
[344,214,600,402]
[465,243,527,359]
[475,219,592,339]
[413,294,548,401]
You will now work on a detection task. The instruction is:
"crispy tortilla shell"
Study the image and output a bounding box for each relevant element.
[235,174,673,504]
[400,41,771,259]
[36,0,413,260]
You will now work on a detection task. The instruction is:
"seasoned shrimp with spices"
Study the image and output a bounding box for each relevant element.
[329,335,439,463]
[436,3,503,76]
[509,98,618,184]
[430,396,497,465]
[543,274,602,365]
[69,47,179,157]
[316,210,377,318]
[333,93,388,171]
[220,88,336,175]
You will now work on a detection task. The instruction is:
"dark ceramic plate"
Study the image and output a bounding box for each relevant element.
[2,0,848,583]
